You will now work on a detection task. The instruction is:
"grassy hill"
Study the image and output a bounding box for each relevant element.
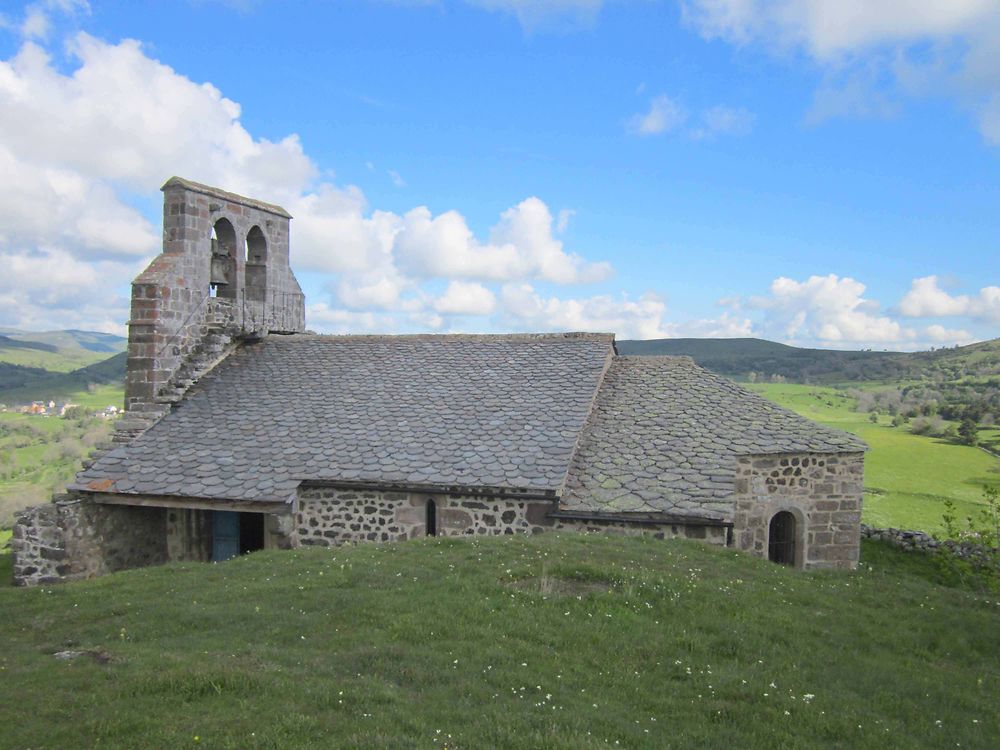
[0,534,996,748]
[0,352,126,405]
[618,336,1000,384]
[0,328,125,373]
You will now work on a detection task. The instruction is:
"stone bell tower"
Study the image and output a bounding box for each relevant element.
[123,177,306,426]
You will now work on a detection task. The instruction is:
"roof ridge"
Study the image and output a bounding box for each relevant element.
[615,354,696,364]
[281,331,617,343]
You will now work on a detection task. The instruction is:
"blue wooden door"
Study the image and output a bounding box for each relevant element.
[212,511,240,562]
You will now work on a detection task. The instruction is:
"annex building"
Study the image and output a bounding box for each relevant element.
[11,178,866,585]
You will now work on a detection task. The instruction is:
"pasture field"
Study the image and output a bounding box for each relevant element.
[0,346,112,373]
[0,391,119,527]
[0,534,997,748]
[748,383,1000,533]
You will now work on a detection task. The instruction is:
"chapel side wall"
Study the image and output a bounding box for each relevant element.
[166,508,213,562]
[12,497,168,586]
[732,451,864,570]
[295,486,555,546]
[551,518,729,545]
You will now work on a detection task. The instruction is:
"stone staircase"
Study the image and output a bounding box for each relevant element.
[110,326,244,445]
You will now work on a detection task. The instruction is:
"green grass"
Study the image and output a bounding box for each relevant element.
[748,383,1000,533]
[0,534,996,748]
[64,383,125,411]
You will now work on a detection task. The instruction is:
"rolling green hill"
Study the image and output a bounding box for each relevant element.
[618,336,1000,384]
[0,534,996,748]
[0,327,126,354]
[0,352,126,405]
[0,328,126,372]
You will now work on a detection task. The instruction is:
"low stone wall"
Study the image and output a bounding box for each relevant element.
[861,524,995,560]
[11,504,66,585]
[732,451,865,570]
[296,486,554,546]
[551,517,729,544]
[12,497,168,586]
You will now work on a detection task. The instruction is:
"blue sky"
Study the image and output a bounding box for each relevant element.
[0,0,997,349]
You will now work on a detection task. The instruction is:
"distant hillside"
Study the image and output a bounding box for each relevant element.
[617,337,1000,383]
[0,328,126,372]
[0,352,126,405]
[0,361,52,392]
[0,334,58,354]
[0,328,126,354]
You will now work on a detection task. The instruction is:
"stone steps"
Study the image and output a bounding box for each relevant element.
[107,325,246,446]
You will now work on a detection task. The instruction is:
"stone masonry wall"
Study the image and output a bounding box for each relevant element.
[166,508,213,562]
[296,486,555,546]
[12,497,168,586]
[732,451,865,570]
[861,524,996,560]
[551,517,729,545]
[165,508,295,561]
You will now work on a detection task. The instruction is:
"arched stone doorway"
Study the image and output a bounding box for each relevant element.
[768,511,796,566]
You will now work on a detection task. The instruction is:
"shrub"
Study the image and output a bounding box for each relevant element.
[958,418,979,446]
[935,487,1000,593]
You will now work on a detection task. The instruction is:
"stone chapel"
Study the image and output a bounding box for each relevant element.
[11,178,866,585]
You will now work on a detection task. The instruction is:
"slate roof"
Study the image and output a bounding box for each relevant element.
[560,356,867,519]
[72,333,615,502]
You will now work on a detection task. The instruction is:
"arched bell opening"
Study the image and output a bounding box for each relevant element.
[244,225,268,305]
[210,218,237,300]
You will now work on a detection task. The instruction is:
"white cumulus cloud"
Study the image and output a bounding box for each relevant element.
[433,281,497,316]
[899,275,1000,323]
[499,284,672,339]
[746,273,911,345]
[395,197,610,284]
[924,324,974,344]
